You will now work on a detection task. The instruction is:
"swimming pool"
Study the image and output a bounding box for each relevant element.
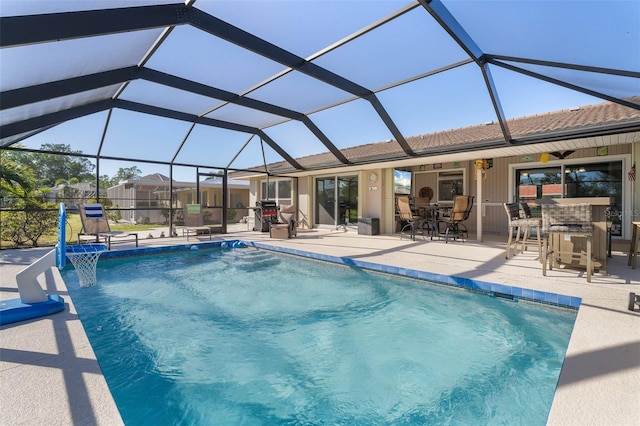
[62,244,577,425]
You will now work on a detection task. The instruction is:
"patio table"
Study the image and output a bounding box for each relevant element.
[414,205,448,240]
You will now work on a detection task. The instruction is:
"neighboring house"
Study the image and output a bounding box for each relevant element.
[47,182,106,209]
[107,173,250,224]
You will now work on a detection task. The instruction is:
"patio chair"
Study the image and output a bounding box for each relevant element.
[182,204,212,241]
[270,204,299,239]
[437,195,474,243]
[78,203,139,250]
[413,196,431,216]
[503,202,542,259]
[503,203,523,259]
[519,202,542,260]
[541,203,593,282]
[396,194,426,240]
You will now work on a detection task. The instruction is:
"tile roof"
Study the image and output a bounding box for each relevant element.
[260,98,640,174]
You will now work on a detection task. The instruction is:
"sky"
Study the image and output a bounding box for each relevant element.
[3,0,638,182]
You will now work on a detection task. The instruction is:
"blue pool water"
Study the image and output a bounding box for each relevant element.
[62,246,576,425]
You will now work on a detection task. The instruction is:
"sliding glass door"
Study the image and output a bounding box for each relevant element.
[315,175,358,228]
[315,178,335,226]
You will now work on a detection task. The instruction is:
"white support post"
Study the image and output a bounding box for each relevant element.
[476,167,483,242]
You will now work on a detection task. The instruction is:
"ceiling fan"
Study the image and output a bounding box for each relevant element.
[550,150,575,159]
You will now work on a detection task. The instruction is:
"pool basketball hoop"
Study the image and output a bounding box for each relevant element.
[58,203,106,286]
[66,244,107,287]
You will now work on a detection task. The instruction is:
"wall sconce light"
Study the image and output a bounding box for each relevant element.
[540,153,549,163]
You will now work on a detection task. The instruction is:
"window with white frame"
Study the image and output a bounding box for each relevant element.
[260,178,292,205]
[515,160,624,236]
[437,170,464,202]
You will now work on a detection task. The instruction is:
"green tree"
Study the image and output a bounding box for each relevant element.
[99,174,117,189]
[99,166,142,189]
[57,184,83,206]
[30,143,95,186]
[114,166,142,184]
[0,154,35,196]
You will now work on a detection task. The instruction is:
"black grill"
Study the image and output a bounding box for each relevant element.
[253,200,278,232]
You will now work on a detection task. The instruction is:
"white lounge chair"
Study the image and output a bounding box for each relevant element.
[79,203,139,249]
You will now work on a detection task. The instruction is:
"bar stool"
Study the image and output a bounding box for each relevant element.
[503,203,542,259]
[520,202,543,261]
[541,203,593,282]
[504,203,523,258]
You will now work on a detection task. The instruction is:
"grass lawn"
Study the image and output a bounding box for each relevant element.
[1,213,161,249]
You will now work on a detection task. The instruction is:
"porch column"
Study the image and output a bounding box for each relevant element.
[476,166,483,242]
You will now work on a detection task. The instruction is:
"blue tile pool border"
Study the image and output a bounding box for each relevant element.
[88,239,581,310]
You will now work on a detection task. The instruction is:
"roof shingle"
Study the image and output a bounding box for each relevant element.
[258,98,640,174]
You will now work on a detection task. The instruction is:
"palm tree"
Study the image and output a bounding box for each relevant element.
[0,157,35,196]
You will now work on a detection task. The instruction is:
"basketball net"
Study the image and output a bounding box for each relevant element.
[66,244,107,287]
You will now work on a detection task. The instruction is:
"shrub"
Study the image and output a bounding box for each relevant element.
[160,208,170,224]
[1,200,57,247]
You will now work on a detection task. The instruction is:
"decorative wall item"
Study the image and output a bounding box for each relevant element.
[597,146,609,156]
[474,159,488,180]
[550,150,575,159]
[418,186,434,200]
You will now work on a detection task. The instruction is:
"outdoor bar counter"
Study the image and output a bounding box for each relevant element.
[539,197,612,273]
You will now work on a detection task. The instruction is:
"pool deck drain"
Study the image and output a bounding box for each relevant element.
[2,228,639,425]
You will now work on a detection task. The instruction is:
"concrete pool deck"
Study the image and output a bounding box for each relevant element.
[1,228,639,425]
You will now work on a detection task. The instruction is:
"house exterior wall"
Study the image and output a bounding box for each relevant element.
[106,184,136,222]
[398,144,633,238]
[249,142,635,238]
[360,168,384,223]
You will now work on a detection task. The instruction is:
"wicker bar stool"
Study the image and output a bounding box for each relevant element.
[541,203,593,282]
